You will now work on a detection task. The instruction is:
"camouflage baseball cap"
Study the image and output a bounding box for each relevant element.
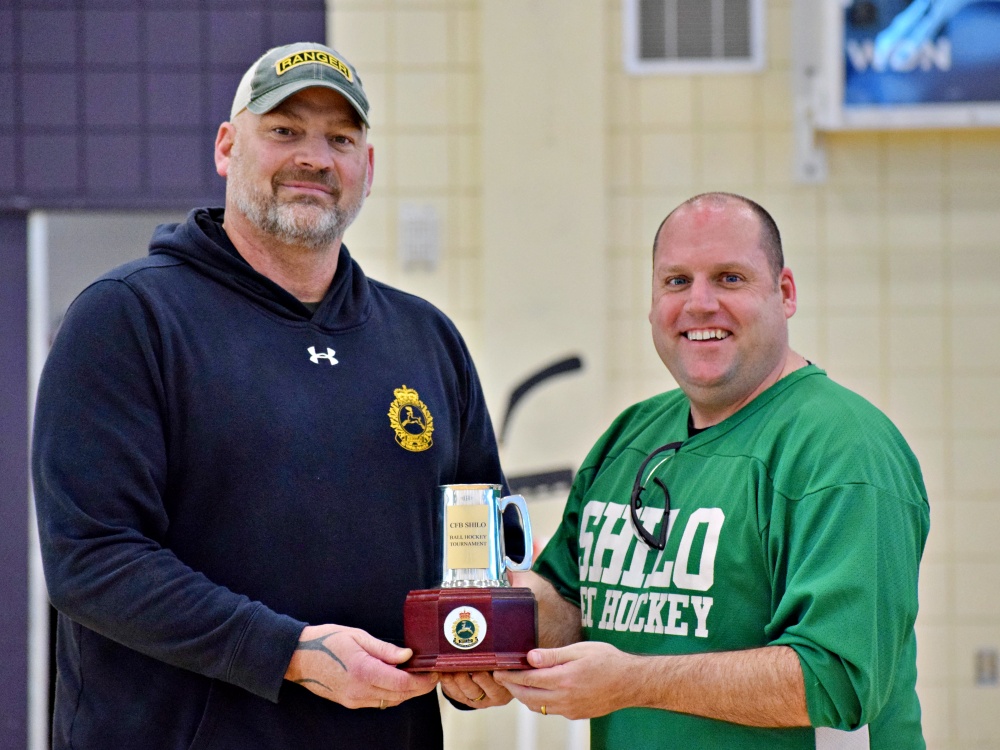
[230,42,370,126]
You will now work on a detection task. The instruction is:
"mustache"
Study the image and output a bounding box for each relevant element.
[272,169,339,195]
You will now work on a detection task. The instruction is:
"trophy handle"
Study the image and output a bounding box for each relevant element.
[500,494,533,572]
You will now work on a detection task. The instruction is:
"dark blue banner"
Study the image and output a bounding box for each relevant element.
[843,0,1000,107]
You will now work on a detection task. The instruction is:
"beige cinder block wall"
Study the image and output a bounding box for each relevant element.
[332,1,1000,748]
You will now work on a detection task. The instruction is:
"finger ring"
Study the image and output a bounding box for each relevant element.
[471,691,487,702]
[540,705,547,716]
[379,699,386,710]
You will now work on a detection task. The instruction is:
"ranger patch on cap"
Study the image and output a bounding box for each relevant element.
[275,50,352,81]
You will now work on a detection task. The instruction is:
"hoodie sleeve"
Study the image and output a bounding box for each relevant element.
[32,277,305,703]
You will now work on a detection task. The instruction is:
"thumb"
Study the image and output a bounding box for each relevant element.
[526,646,572,669]
[355,631,413,665]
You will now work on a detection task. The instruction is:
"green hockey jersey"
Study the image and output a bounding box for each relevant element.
[535,366,929,749]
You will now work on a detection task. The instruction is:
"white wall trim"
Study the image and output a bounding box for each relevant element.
[27,211,50,750]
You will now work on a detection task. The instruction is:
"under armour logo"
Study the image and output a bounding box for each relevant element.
[308,346,339,365]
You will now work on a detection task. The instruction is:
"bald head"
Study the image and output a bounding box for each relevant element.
[653,193,784,284]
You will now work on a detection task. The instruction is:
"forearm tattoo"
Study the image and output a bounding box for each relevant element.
[296,633,347,670]
[294,677,334,691]
[291,632,347,691]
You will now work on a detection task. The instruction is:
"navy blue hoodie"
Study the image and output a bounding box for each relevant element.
[32,208,504,749]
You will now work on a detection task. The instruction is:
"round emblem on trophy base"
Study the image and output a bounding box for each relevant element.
[402,588,536,671]
[443,605,487,650]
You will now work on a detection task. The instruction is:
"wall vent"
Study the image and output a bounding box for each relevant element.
[398,203,440,272]
[624,0,766,75]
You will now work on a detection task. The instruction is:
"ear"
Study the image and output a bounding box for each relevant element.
[779,267,797,319]
[365,142,375,198]
[215,122,236,178]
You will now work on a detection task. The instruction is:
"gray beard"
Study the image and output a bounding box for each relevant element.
[229,165,367,252]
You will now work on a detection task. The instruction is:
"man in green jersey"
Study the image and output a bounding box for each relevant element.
[494,192,929,749]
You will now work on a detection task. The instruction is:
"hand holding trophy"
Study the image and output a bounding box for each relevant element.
[403,484,536,671]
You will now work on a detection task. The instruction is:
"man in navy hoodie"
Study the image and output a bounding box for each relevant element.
[33,42,508,748]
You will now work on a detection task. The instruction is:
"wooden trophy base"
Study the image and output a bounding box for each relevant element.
[402,587,537,672]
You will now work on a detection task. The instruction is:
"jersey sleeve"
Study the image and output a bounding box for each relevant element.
[766,481,929,730]
[32,279,305,703]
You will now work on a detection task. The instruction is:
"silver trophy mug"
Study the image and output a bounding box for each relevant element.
[402,483,538,671]
[440,483,532,588]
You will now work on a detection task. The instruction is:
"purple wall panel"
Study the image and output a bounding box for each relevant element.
[0,73,13,127]
[22,73,78,127]
[23,134,78,194]
[209,0,271,8]
[2,0,326,211]
[274,11,331,40]
[147,12,203,64]
[85,72,143,127]
[148,73,205,126]
[21,11,78,65]
[209,71,245,125]
[87,135,143,192]
[210,11,267,64]
[150,133,210,191]
[84,11,141,64]
[0,137,15,192]
[0,211,29,750]
[0,11,13,67]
